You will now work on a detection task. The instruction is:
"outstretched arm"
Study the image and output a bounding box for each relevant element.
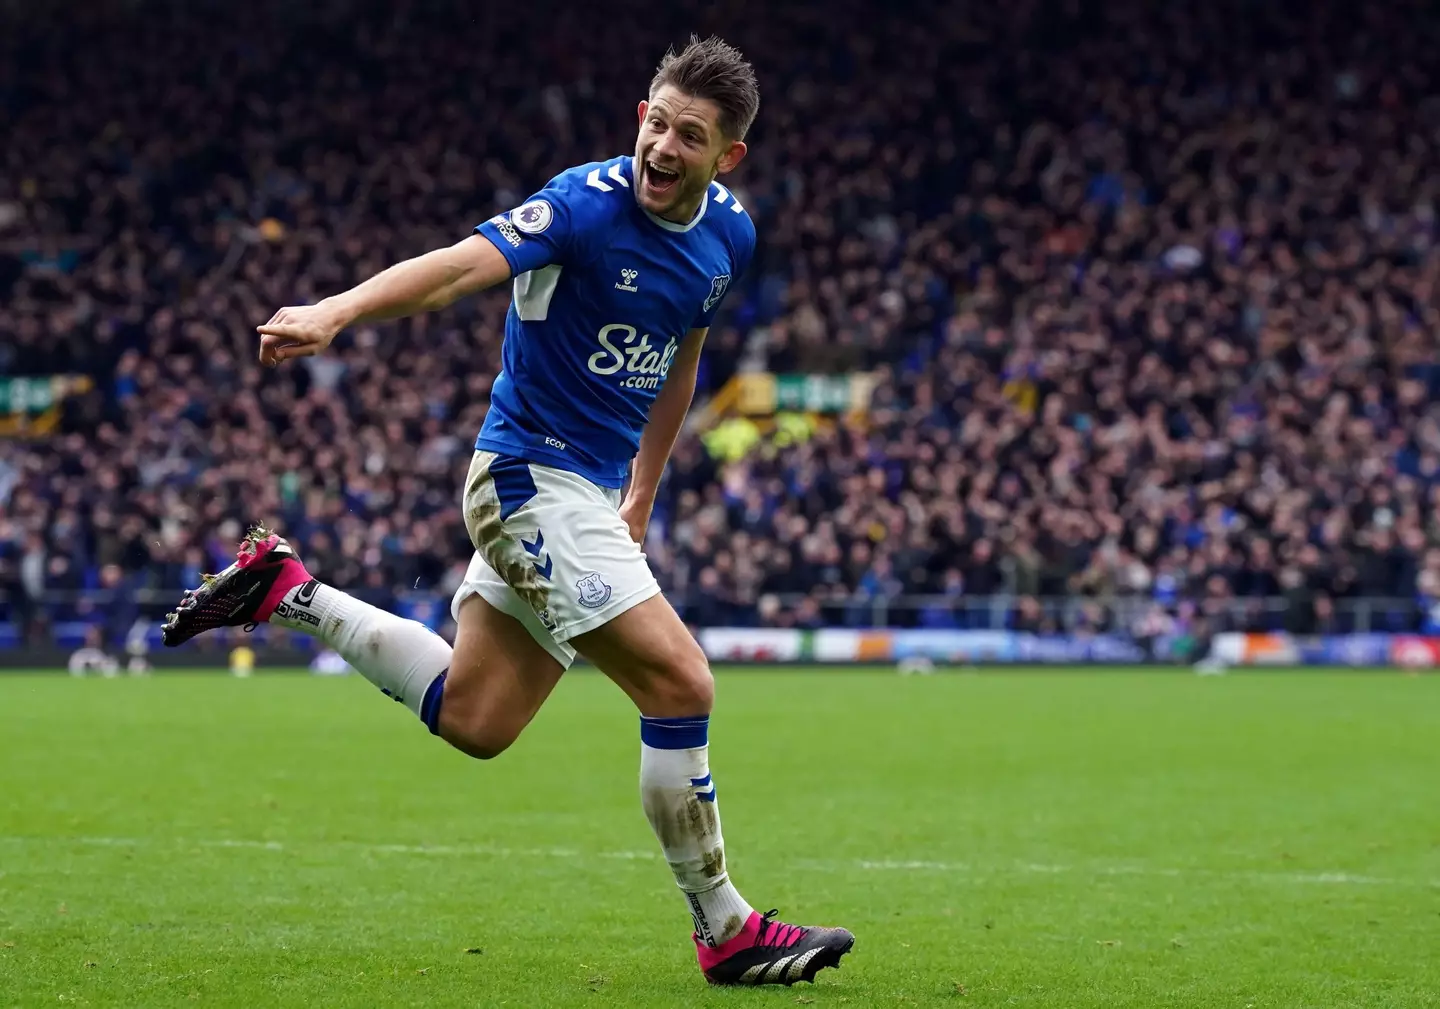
[256,234,512,367]
[620,327,708,545]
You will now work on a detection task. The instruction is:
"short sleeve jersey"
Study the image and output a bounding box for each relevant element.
[473,155,756,488]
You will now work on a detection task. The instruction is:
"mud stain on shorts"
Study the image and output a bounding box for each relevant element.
[463,452,553,621]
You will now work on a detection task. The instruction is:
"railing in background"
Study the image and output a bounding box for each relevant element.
[728,593,1432,635]
[0,590,1432,650]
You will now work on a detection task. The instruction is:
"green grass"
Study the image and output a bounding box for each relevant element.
[1,668,1437,1008]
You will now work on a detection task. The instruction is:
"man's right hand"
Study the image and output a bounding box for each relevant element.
[257,301,350,367]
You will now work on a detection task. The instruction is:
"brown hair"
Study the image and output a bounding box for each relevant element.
[650,35,760,141]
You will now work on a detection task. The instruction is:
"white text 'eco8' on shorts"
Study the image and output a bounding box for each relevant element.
[450,450,661,668]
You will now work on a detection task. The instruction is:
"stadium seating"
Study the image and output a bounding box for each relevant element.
[4,0,1440,650]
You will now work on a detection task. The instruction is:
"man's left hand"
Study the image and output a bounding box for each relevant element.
[619,495,652,546]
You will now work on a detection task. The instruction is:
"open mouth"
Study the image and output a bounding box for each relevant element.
[644,160,681,195]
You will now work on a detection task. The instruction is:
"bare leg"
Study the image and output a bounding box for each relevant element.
[436,594,567,759]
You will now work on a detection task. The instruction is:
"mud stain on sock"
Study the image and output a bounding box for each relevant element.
[642,787,683,850]
[686,792,719,835]
[701,845,726,879]
[682,793,721,850]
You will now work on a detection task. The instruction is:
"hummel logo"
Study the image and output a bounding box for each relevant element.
[615,268,639,293]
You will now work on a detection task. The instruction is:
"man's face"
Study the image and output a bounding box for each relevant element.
[634,84,746,222]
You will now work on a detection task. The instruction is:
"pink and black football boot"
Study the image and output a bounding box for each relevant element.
[161,525,313,646]
[696,908,855,986]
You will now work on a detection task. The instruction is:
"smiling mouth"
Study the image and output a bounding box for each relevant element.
[645,160,680,195]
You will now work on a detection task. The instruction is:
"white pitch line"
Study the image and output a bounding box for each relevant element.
[1097,863,1412,887]
[1,835,1435,889]
[0,835,655,862]
[844,857,1430,887]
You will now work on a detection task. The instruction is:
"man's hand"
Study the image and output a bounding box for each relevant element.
[619,494,654,547]
[256,301,350,367]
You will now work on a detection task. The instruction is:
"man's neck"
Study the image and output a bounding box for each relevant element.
[660,189,708,225]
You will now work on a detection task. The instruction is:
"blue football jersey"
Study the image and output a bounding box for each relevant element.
[473,155,755,488]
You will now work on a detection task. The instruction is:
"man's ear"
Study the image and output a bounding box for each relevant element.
[717,139,747,175]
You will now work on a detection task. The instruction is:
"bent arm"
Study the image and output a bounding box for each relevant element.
[627,327,708,510]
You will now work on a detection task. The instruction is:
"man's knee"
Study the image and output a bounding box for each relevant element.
[437,708,521,760]
[434,674,530,760]
[437,598,566,761]
[649,645,715,716]
[450,730,515,761]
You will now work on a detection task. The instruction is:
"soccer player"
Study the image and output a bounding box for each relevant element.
[162,36,854,986]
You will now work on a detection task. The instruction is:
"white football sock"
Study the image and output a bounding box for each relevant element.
[269,580,451,720]
[639,717,755,946]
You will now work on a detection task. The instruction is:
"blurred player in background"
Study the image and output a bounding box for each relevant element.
[160,35,854,987]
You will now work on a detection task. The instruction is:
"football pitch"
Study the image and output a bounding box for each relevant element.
[1,669,1436,1008]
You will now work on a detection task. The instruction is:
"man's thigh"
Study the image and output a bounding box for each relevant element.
[439,592,567,758]
[572,593,714,718]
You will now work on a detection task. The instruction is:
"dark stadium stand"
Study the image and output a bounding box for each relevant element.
[3,0,1440,660]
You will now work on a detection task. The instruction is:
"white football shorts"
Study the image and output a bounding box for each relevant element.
[450,450,661,668]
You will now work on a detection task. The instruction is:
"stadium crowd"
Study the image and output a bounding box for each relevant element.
[3,0,1440,647]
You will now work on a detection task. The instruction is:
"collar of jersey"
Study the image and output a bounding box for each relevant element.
[629,157,707,233]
